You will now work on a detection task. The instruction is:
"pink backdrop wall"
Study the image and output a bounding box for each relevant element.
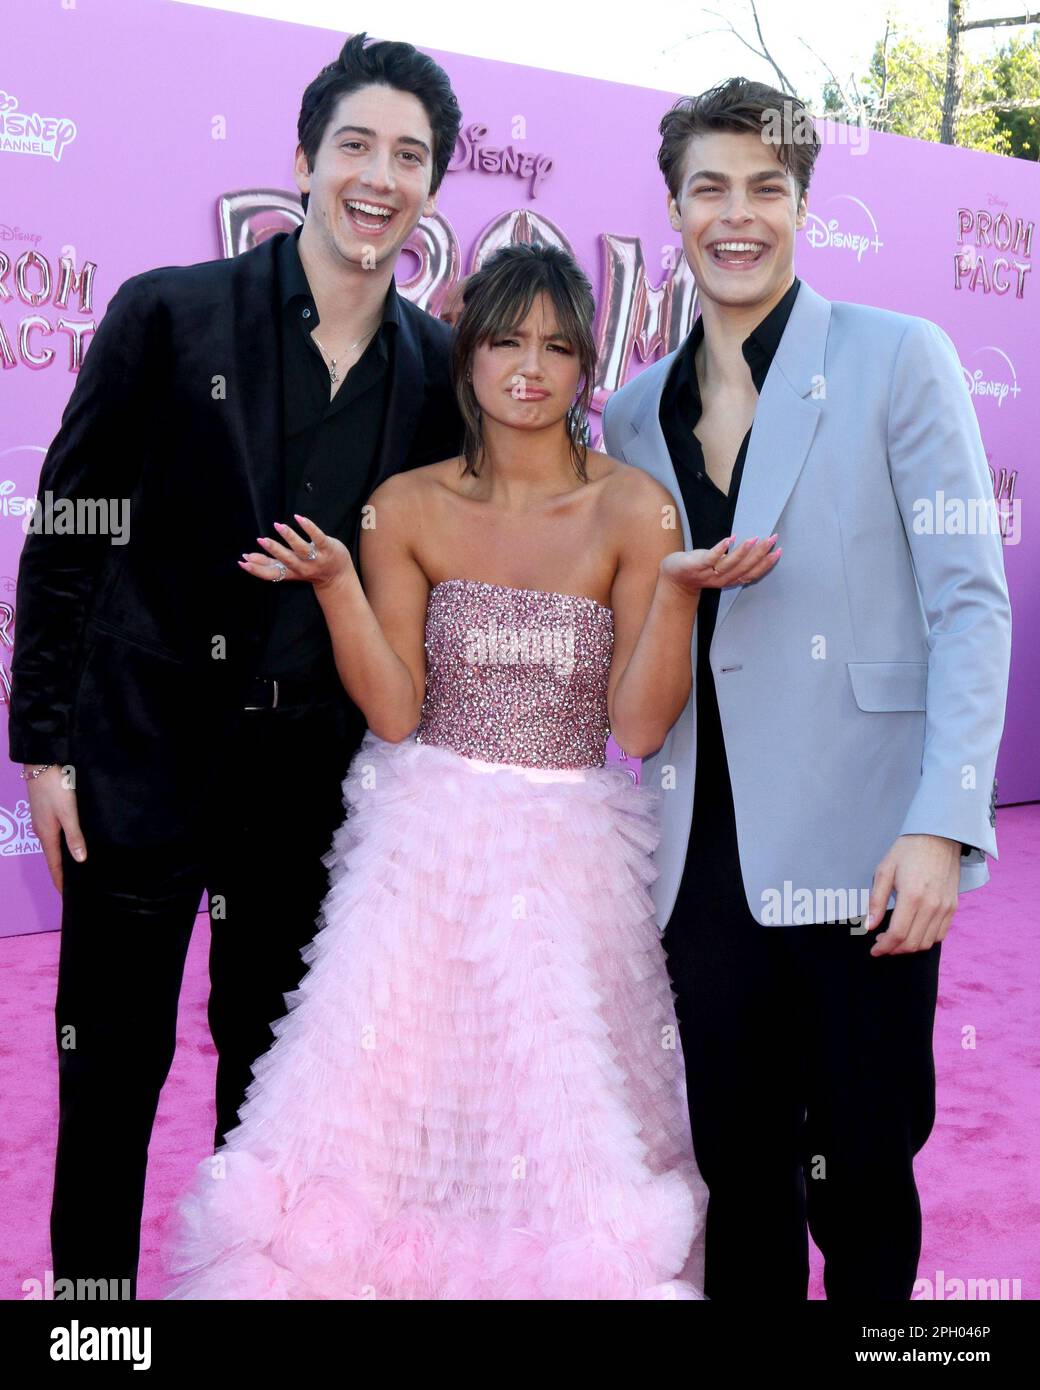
[2,0,1035,935]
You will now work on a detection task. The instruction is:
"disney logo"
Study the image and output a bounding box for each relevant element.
[0,89,78,163]
[804,214,881,261]
[0,225,43,246]
[448,122,554,198]
[962,367,1021,407]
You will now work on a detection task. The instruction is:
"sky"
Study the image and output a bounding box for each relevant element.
[171,0,1037,102]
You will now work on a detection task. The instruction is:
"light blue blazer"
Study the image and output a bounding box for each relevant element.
[602,279,1013,929]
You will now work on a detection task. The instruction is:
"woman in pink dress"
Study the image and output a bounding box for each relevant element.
[161,242,778,1300]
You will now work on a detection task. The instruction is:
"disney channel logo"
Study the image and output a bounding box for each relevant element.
[0,89,77,163]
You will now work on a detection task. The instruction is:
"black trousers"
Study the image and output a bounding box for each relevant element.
[662,855,942,1302]
[49,693,364,1299]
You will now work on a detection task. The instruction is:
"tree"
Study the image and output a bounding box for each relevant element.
[974,30,1040,158]
[855,29,1014,153]
[941,2,1040,148]
[699,0,1039,158]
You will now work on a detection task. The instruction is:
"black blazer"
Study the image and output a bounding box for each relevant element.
[8,232,464,844]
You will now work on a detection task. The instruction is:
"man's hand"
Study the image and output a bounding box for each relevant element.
[866,833,962,956]
[25,766,86,894]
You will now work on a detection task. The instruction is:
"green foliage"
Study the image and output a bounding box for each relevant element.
[825,25,1039,160]
[985,32,1040,160]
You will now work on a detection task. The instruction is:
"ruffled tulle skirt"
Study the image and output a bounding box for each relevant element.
[160,731,707,1299]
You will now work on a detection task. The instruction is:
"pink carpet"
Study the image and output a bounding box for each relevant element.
[3,804,1037,1301]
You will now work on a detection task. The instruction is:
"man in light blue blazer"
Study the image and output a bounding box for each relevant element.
[602,78,1012,1300]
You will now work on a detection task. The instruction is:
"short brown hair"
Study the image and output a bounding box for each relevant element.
[658,77,820,206]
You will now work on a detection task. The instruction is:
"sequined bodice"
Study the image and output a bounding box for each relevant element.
[414,579,614,770]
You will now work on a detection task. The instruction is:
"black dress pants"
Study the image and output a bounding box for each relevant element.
[662,851,942,1302]
[49,693,364,1299]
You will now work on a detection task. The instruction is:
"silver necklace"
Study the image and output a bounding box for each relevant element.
[311,325,378,384]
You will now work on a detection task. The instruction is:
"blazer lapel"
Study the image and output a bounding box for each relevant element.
[613,283,832,643]
[714,282,829,638]
[349,293,425,566]
[227,235,284,540]
[226,239,424,573]
[614,353,693,551]
[370,294,424,495]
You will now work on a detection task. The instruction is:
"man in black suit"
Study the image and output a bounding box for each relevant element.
[8,32,464,1299]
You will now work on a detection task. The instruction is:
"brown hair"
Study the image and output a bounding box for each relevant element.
[449,242,596,481]
[658,77,820,206]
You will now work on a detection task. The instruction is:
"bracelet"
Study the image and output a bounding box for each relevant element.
[20,764,55,781]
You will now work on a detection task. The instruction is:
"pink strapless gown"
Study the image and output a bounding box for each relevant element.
[160,579,707,1300]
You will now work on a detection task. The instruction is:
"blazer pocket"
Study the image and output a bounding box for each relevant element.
[847,661,928,712]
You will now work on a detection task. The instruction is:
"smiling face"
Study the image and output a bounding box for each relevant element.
[294,83,437,269]
[667,128,807,309]
[469,291,583,434]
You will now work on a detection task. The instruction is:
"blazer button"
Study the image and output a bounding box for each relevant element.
[304,480,314,492]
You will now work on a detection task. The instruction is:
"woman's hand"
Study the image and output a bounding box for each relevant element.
[238,514,354,592]
[660,533,781,596]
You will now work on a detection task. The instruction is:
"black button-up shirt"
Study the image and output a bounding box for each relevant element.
[256,225,398,686]
[659,276,801,930]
